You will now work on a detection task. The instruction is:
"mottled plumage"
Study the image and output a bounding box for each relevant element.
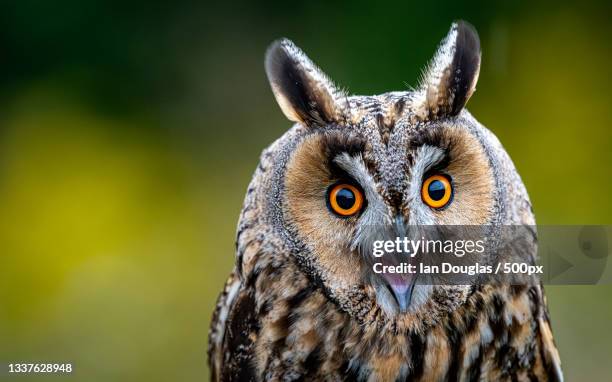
[209,21,562,381]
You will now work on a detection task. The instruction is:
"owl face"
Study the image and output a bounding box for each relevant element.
[261,22,533,326]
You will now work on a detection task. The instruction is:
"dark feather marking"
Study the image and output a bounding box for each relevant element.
[496,343,518,376]
[303,343,322,377]
[322,131,367,163]
[465,344,484,382]
[444,318,463,382]
[527,286,541,316]
[463,308,479,334]
[287,286,314,310]
[259,299,273,316]
[244,265,262,288]
[220,289,259,382]
[408,330,425,379]
[528,283,562,381]
[394,99,406,116]
[473,293,485,312]
[489,293,508,344]
[376,113,394,146]
[341,359,362,381]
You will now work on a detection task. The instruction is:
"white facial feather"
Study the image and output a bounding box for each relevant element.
[334,153,391,251]
[407,145,446,225]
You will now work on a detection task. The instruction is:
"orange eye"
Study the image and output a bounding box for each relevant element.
[328,183,364,217]
[421,174,453,209]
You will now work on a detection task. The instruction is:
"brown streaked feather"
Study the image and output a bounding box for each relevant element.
[210,254,562,381]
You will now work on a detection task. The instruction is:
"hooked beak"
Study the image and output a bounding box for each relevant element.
[374,215,419,313]
[384,273,417,313]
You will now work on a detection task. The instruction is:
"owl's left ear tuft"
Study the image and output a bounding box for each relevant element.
[265,39,347,127]
[416,21,481,119]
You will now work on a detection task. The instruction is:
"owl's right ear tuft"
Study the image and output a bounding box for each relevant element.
[265,39,346,127]
[416,21,481,120]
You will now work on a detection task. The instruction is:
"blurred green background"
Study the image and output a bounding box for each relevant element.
[0,0,610,380]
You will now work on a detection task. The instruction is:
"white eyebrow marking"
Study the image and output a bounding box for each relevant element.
[333,153,373,191]
[412,145,446,179]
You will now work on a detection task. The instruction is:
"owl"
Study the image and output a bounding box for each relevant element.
[208,21,563,382]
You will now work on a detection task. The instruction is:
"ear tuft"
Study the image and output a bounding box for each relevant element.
[265,39,346,127]
[417,21,481,119]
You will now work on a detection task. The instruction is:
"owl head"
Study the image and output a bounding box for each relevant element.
[247,21,534,328]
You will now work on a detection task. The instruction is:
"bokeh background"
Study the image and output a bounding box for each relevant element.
[1,0,610,380]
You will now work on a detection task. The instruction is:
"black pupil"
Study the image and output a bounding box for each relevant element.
[428,180,447,201]
[336,188,356,210]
